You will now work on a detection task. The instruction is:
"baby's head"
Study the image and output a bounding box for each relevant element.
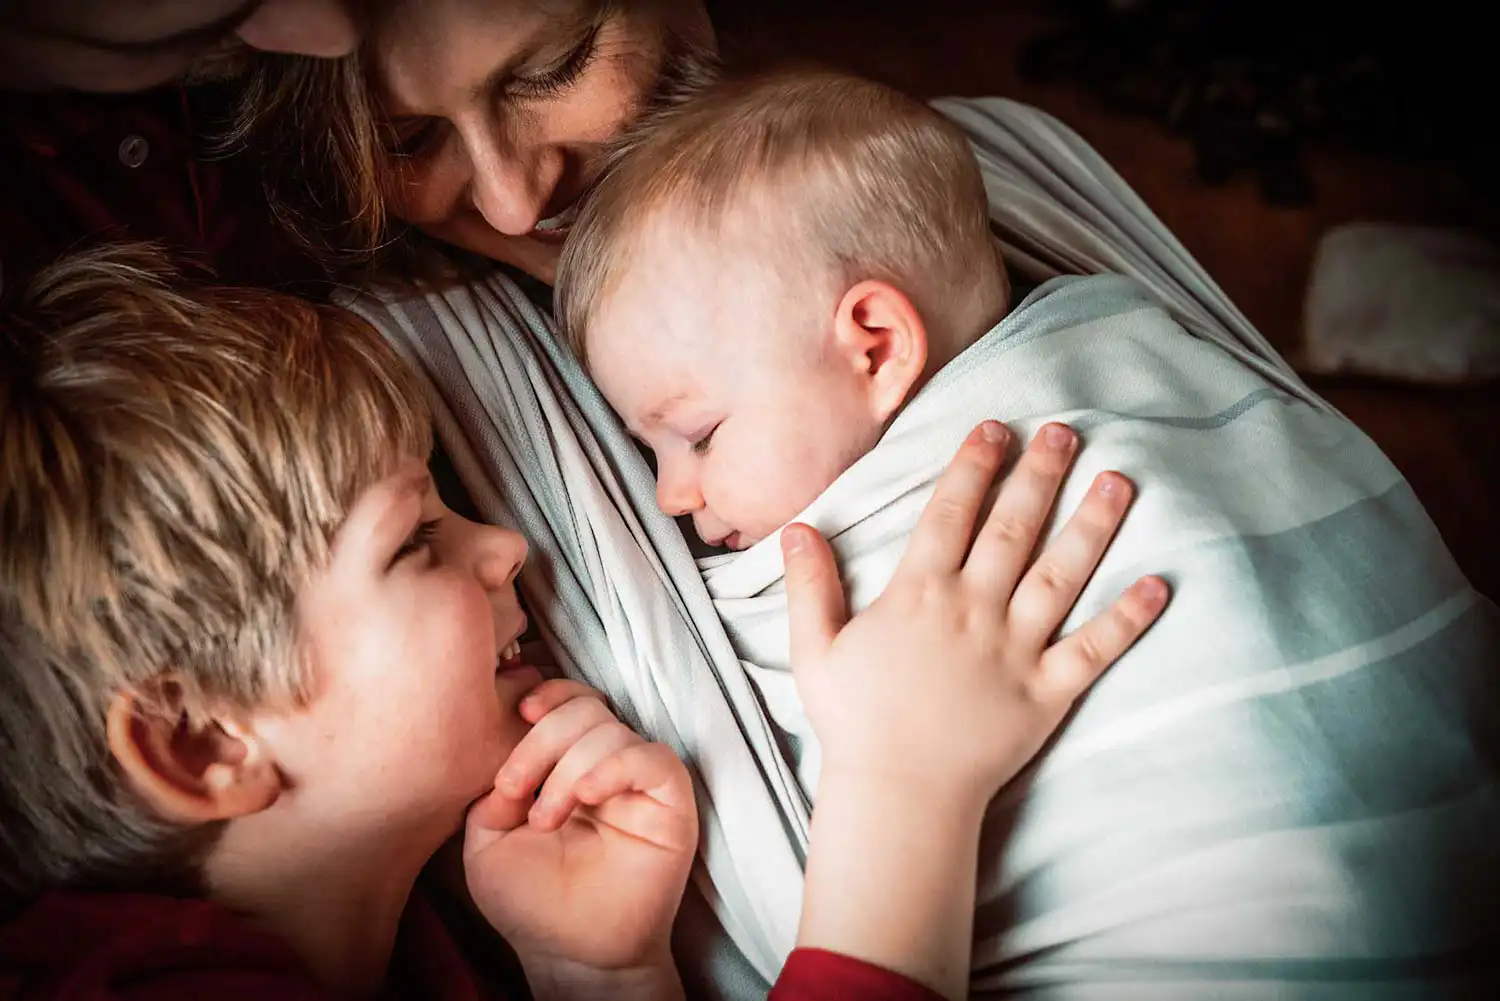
[1,247,532,902]
[557,68,1009,550]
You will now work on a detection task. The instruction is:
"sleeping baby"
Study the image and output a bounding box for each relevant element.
[554,66,1498,998]
[557,67,1012,551]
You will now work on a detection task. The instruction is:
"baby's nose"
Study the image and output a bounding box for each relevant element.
[655,468,703,518]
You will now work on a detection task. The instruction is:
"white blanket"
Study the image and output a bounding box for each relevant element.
[345,98,1499,999]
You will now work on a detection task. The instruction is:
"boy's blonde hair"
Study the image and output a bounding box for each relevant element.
[0,245,432,900]
[557,67,1001,364]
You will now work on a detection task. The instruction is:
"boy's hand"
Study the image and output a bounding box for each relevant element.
[784,420,1168,807]
[463,680,697,987]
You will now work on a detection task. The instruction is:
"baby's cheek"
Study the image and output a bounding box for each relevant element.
[755,439,847,529]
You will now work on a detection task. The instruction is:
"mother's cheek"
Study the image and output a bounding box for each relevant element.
[382,155,465,228]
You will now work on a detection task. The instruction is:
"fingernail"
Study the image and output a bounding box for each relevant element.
[1045,424,1074,449]
[1099,473,1127,498]
[1137,576,1168,605]
[782,528,807,555]
[980,421,1007,443]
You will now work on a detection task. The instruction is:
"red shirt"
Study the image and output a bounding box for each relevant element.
[0,83,321,293]
[0,891,942,1001]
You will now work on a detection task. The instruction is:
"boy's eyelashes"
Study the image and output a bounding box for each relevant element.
[390,518,442,568]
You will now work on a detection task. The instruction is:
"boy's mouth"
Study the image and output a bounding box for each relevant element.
[496,616,529,674]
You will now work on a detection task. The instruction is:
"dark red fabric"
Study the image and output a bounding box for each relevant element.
[0,890,486,1001]
[0,84,320,292]
[770,948,946,1001]
[0,891,941,1000]
[0,891,337,1000]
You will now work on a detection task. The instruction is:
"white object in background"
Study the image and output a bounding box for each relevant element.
[1303,222,1500,382]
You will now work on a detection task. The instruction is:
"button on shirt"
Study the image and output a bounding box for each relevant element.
[1,83,322,293]
[117,134,150,168]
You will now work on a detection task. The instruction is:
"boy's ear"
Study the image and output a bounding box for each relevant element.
[106,679,281,825]
[831,279,929,423]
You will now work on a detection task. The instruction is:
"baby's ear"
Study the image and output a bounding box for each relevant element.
[107,678,282,825]
[831,279,928,422]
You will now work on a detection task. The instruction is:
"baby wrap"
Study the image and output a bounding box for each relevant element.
[344,98,1499,999]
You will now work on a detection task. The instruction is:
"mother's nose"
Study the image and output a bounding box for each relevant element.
[466,131,567,237]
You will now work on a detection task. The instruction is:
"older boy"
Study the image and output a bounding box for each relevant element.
[0,242,700,999]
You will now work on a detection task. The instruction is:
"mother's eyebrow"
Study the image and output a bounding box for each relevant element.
[465,0,608,101]
[21,0,264,55]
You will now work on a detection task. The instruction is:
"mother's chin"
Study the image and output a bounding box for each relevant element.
[417,215,573,287]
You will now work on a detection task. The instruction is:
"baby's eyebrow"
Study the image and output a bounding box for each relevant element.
[644,390,691,427]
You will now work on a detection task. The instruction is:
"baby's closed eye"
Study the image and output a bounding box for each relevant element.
[690,424,720,456]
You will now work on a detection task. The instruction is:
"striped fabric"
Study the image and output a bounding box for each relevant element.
[345,98,1498,1000]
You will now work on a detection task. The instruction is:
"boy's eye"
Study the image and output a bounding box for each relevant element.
[690,425,719,457]
[391,518,441,566]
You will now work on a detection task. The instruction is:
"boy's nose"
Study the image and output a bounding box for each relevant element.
[474,524,528,589]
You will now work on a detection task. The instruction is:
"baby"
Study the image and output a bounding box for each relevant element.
[557,67,1011,549]
[560,66,1500,1001]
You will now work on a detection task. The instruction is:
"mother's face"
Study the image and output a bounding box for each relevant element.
[370,0,712,283]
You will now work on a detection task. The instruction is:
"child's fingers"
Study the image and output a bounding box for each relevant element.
[783,524,846,669]
[464,786,533,857]
[529,723,641,831]
[576,743,699,853]
[963,423,1076,600]
[1033,576,1169,704]
[1007,471,1134,647]
[495,695,616,797]
[575,741,693,812]
[900,422,1011,578]
[518,678,608,723]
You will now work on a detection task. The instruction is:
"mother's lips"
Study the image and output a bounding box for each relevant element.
[531,202,580,239]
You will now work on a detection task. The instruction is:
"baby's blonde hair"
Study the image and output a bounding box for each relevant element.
[0,244,431,900]
[557,66,1004,366]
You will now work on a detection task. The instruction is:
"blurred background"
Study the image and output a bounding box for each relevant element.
[714,0,1499,598]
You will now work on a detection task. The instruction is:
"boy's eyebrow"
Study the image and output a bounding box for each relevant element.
[337,467,432,568]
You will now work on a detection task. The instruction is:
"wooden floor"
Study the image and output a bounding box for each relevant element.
[714,0,1500,600]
